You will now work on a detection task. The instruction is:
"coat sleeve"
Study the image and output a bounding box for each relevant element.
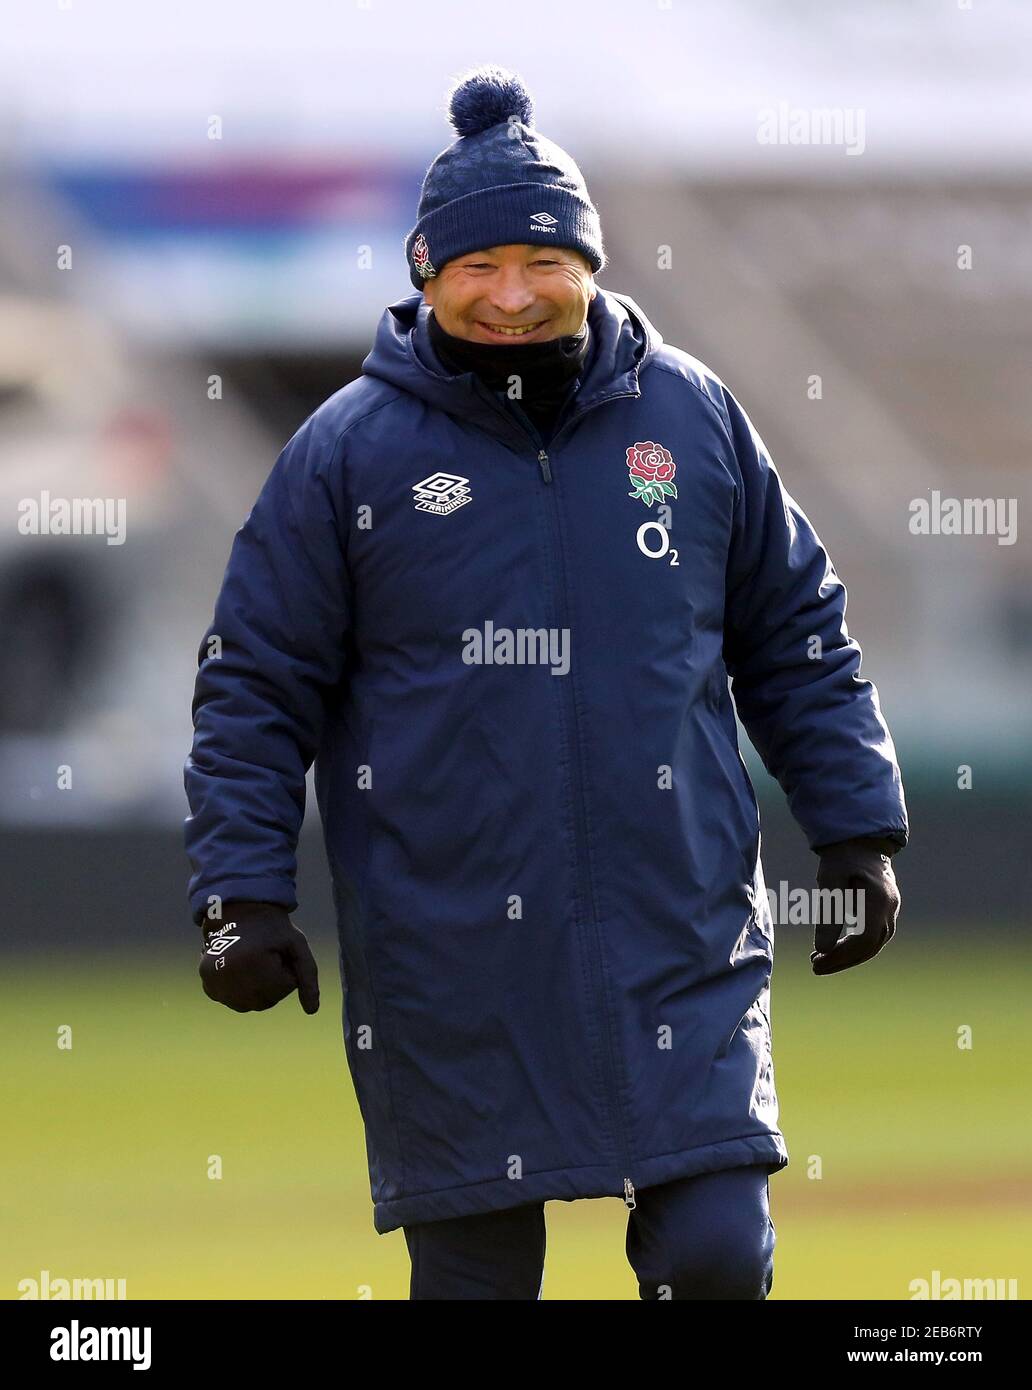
[183,414,351,925]
[717,385,908,853]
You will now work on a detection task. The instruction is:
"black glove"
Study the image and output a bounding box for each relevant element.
[199,901,320,1014]
[811,838,901,976]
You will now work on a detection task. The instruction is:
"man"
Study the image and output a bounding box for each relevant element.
[184,66,907,1300]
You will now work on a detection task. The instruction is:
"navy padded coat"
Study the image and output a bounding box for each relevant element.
[184,287,908,1232]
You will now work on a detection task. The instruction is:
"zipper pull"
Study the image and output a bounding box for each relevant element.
[623,1177,636,1209]
[537,449,552,484]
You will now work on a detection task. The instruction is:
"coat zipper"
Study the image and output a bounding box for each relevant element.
[505,398,637,1209]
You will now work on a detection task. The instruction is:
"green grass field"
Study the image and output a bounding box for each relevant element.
[3,928,1029,1300]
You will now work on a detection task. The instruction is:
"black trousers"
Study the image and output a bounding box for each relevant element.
[403,1164,776,1300]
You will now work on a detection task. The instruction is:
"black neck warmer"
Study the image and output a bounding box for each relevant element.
[427,308,591,444]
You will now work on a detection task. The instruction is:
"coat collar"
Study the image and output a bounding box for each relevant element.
[361,286,663,451]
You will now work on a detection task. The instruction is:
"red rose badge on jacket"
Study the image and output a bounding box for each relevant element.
[626,441,677,506]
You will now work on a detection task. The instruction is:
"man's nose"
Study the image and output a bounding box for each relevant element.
[485,269,536,318]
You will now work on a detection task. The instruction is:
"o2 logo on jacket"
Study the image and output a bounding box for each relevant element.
[626,441,677,506]
[412,472,472,515]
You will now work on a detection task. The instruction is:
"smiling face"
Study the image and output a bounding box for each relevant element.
[422,243,596,344]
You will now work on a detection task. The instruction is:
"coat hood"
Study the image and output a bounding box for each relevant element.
[361,286,663,442]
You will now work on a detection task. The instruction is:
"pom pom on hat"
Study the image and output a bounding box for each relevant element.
[448,65,534,137]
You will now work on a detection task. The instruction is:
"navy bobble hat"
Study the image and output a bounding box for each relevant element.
[404,66,605,291]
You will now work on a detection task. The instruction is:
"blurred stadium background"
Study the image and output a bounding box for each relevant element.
[2,0,1029,1299]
